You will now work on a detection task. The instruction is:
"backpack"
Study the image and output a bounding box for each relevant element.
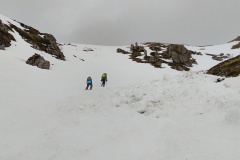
[102,73,107,78]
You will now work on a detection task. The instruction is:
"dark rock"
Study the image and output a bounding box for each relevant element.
[150,52,158,56]
[83,47,94,52]
[131,51,142,57]
[10,23,65,60]
[191,58,198,65]
[229,36,240,42]
[212,56,223,61]
[170,63,190,71]
[116,43,195,71]
[146,42,162,52]
[130,42,145,52]
[0,20,15,49]
[232,42,240,49]
[163,44,195,67]
[216,78,225,83]
[42,33,65,60]
[207,55,240,77]
[26,53,50,69]
[129,42,146,58]
[206,53,229,61]
[152,61,162,68]
[117,48,129,54]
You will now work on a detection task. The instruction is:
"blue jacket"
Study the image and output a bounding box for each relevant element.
[87,78,92,84]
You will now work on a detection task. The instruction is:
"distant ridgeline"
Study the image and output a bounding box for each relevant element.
[0,17,65,60]
[1,14,240,76]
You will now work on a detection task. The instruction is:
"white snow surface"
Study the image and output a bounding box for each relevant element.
[1,14,240,160]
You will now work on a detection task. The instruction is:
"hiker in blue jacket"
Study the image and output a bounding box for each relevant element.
[86,76,93,90]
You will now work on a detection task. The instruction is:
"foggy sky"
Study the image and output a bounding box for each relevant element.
[1,0,240,46]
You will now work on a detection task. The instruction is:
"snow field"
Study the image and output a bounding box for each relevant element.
[1,14,240,160]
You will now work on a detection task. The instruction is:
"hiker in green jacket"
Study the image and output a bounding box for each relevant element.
[101,73,107,87]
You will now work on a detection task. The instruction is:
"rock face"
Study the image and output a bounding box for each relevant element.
[163,44,196,67]
[10,23,65,60]
[229,36,240,49]
[117,42,198,71]
[207,55,240,77]
[0,20,15,49]
[229,36,240,42]
[26,53,50,69]
[232,42,240,49]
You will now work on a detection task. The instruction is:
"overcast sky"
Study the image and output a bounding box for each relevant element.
[1,0,240,46]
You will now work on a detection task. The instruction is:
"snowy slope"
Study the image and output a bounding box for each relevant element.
[186,42,240,71]
[1,14,240,160]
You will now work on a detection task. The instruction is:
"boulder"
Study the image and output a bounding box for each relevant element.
[212,56,223,61]
[163,44,195,67]
[26,53,50,69]
[83,47,94,52]
[216,78,225,83]
[152,61,162,68]
[117,48,129,54]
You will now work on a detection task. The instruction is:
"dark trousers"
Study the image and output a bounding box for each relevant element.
[86,83,92,89]
[101,79,106,87]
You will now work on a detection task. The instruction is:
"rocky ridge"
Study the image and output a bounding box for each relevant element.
[117,42,198,71]
[207,55,240,77]
[0,17,65,60]
[0,20,15,49]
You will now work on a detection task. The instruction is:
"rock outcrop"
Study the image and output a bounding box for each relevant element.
[232,42,240,49]
[83,47,94,52]
[206,53,231,61]
[117,48,129,54]
[163,44,196,67]
[128,42,162,68]
[117,42,198,71]
[0,20,15,49]
[228,36,240,49]
[229,36,240,42]
[10,23,65,60]
[207,55,240,77]
[26,53,50,69]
